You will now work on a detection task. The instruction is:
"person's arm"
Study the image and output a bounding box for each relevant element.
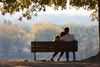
[72,35,78,42]
[72,35,76,40]
[53,39,55,41]
[59,36,65,41]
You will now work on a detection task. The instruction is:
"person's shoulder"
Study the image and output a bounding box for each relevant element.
[69,33,74,36]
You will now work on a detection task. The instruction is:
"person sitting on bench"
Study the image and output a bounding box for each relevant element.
[50,31,66,61]
[58,27,76,61]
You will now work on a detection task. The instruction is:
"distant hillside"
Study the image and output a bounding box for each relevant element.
[0,23,99,61]
[0,23,32,59]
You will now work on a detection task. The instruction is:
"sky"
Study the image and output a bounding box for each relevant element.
[0,3,98,26]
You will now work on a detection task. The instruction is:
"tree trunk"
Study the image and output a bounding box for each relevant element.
[98,0,100,55]
[84,0,100,62]
[90,0,100,61]
[98,0,100,58]
[97,0,100,56]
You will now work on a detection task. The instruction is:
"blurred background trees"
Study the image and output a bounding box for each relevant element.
[0,0,99,60]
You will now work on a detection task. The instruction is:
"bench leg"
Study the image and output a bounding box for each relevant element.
[73,52,76,61]
[34,52,36,61]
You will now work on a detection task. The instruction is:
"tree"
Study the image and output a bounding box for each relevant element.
[0,0,98,20]
[0,0,99,60]
[69,1,100,60]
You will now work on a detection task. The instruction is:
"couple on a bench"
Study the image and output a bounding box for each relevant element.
[51,27,77,61]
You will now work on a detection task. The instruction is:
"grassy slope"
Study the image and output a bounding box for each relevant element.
[84,52,100,63]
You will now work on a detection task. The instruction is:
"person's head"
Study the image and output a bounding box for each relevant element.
[60,32,66,37]
[64,27,69,33]
[55,35,60,39]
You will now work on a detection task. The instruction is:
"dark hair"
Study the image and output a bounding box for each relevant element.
[55,35,60,39]
[60,32,66,37]
[64,27,69,33]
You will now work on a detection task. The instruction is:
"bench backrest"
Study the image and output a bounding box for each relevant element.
[31,41,78,52]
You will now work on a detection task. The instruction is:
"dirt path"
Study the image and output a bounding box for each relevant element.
[0,60,100,67]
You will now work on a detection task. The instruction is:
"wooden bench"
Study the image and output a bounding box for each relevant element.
[31,41,78,61]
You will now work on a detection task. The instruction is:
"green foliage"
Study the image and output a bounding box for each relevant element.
[6,0,16,4]
[70,0,98,10]
[1,0,32,14]
[0,0,98,21]
[70,0,98,21]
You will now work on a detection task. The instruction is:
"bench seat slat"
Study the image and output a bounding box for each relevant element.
[31,41,78,52]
